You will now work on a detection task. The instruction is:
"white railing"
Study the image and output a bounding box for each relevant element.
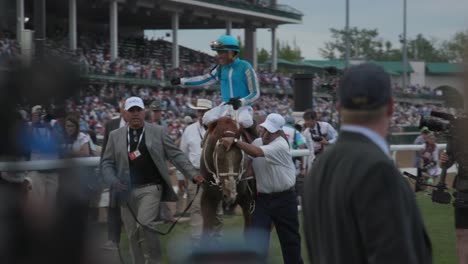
[390,144,447,162]
[0,144,449,172]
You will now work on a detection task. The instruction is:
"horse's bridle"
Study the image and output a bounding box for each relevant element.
[203,130,246,188]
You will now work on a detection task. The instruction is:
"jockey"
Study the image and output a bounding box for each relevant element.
[171,35,260,133]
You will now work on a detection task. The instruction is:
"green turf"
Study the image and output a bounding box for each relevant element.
[416,193,458,264]
[118,193,457,263]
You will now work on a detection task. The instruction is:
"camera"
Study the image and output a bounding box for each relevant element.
[312,135,323,142]
[416,111,468,205]
[419,110,456,134]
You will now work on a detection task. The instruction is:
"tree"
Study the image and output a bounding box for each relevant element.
[237,36,245,59]
[257,48,270,64]
[277,40,302,62]
[319,27,383,60]
[320,27,454,62]
[407,34,449,62]
[440,30,468,63]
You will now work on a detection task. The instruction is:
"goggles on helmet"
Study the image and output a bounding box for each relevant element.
[210,41,239,51]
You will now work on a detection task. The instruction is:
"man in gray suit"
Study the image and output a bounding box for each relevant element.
[303,63,432,264]
[101,96,204,264]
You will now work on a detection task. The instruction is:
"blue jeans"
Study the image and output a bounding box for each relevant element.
[249,189,303,264]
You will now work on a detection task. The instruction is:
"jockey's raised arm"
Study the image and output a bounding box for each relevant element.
[179,65,219,87]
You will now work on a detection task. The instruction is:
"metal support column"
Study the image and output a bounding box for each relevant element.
[172,12,179,69]
[244,26,257,70]
[69,0,77,50]
[16,0,24,45]
[110,0,118,60]
[271,27,277,72]
[226,20,232,35]
[34,0,46,60]
[402,0,408,89]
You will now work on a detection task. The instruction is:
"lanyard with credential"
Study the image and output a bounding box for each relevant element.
[127,126,145,153]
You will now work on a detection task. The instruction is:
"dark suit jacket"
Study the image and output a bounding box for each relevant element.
[303,131,432,264]
[101,122,197,204]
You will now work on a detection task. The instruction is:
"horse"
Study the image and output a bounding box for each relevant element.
[199,116,256,239]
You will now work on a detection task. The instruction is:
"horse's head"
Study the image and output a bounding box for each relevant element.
[204,116,244,204]
[207,116,240,139]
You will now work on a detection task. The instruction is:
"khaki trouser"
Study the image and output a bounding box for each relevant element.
[27,171,58,206]
[121,185,163,264]
[188,181,203,242]
[457,229,468,264]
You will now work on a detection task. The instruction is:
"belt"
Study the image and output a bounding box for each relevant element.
[133,183,161,189]
[258,187,295,198]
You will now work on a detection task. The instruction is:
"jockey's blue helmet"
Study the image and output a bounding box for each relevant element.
[210,35,240,52]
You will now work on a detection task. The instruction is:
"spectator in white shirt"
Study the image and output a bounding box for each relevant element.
[302,110,338,175]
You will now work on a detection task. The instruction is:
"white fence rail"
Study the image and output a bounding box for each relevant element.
[0,144,451,172]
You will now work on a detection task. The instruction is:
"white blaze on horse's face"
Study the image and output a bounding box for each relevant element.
[221,176,237,204]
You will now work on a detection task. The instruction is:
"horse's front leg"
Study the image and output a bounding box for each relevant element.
[201,185,223,242]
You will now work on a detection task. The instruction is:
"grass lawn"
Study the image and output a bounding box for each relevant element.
[118,193,457,263]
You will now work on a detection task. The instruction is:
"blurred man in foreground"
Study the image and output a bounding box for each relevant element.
[303,63,432,264]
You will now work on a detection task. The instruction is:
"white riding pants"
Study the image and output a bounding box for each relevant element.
[202,104,254,128]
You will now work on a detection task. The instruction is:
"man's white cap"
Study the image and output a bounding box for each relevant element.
[260,113,285,133]
[125,97,145,111]
[187,98,213,110]
[31,105,42,113]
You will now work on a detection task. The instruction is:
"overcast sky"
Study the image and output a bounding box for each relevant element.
[146,0,468,60]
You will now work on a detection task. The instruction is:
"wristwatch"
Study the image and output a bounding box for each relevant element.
[233,138,239,144]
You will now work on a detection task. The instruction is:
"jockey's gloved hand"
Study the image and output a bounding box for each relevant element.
[171,78,181,86]
[227,97,242,110]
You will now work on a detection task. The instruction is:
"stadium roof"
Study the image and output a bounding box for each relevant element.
[426,62,463,75]
[264,59,322,70]
[303,60,414,76]
[22,0,302,31]
[303,60,347,71]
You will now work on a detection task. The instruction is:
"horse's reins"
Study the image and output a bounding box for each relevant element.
[201,105,256,214]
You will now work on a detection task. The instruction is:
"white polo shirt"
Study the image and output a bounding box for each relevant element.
[251,136,296,193]
[179,121,205,169]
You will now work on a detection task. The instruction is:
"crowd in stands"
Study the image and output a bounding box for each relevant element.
[14,81,456,147]
[0,32,457,142]
[394,83,442,97]
[0,31,19,65]
[0,31,450,99]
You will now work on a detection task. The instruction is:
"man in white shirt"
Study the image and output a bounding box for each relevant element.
[302,109,337,174]
[220,113,303,263]
[177,98,222,245]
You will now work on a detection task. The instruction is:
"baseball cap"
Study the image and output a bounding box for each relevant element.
[260,113,285,133]
[187,99,213,110]
[125,97,145,111]
[150,99,167,111]
[338,63,392,110]
[31,105,43,114]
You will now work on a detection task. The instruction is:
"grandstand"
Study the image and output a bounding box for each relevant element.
[2,0,303,70]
